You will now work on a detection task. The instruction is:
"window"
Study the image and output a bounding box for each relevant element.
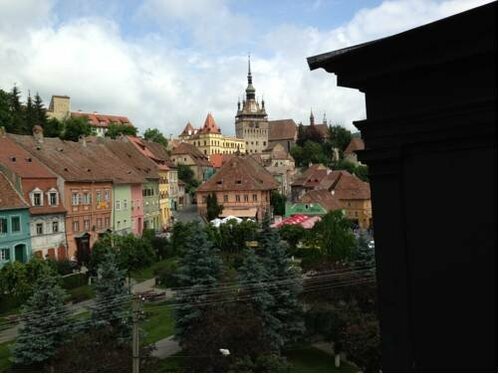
[72,193,79,206]
[73,221,79,232]
[0,248,9,261]
[202,196,207,204]
[123,200,128,209]
[11,217,20,233]
[236,195,241,202]
[82,192,91,205]
[224,195,228,203]
[0,218,7,234]
[252,194,258,202]
[49,192,57,206]
[105,217,110,227]
[244,194,249,202]
[33,192,42,206]
[96,218,102,229]
[104,190,110,201]
[52,221,59,233]
[84,219,90,230]
[96,191,102,203]
[115,200,121,210]
[117,221,121,229]
[36,223,43,235]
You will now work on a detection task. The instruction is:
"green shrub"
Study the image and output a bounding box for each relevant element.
[47,259,76,275]
[0,295,22,315]
[65,285,94,304]
[153,258,179,288]
[61,273,88,290]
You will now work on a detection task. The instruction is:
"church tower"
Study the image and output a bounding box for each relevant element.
[235,56,269,154]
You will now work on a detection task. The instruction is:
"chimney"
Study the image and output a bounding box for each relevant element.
[0,126,5,138]
[32,124,44,144]
[79,135,87,147]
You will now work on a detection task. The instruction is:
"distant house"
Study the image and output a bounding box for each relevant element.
[171,142,214,182]
[0,131,67,260]
[0,172,31,267]
[46,95,134,137]
[343,138,365,165]
[196,155,279,221]
[267,119,298,153]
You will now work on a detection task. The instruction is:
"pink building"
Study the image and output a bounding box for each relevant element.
[131,184,144,236]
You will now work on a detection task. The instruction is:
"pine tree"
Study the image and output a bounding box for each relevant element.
[8,85,24,134]
[33,92,47,127]
[174,222,222,346]
[0,89,12,131]
[24,91,35,134]
[238,248,281,352]
[258,214,305,349]
[91,252,131,341]
[11,273,70,369]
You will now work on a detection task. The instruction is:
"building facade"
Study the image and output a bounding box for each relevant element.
[196,155,278,221]
[235,58,269,154]
[171,142,214,182]
[0,172,32,267]
[180,114,246,155]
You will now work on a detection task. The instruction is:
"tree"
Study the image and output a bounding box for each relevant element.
[11,273,70,369]
[311,210,357,262]
[8,85,24,134]
[87,234,113,275]
[206,192,223,221]
[278,224,308,253]
[206,219,259,254]
[258,215,305,350]
[174,222,222,346]
[105,122,138,139]
[91,252,131,341]
[60,116,93,141]
[33,92,47,127]
[329,125,353,154]
[24,91,35,133]
[0,89,12,130]
[169,221,195,256]
[143,128,168,147]
[115,234,156,281]
[177,163,200,194]
[271,191,286,216]
[44,117,63,138]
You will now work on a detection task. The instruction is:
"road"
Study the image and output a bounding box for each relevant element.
[172,204,203,224]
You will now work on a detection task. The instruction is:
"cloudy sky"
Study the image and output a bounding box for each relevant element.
[0,0,491,136]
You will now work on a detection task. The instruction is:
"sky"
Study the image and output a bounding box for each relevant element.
[0,0,492,136]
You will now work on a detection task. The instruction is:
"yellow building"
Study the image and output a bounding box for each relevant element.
[179,114,246,156]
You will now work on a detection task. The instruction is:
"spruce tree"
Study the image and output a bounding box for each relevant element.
[24,91,35,133]
[34,92,47,127]
[91,252,131,341]
[11,273,70,369]
[258,214,305,349]
[238,248,281,352]
[174,222,222,346]
[8,85,24,134]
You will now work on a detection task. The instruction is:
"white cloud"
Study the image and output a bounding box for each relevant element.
[0,0,492,136]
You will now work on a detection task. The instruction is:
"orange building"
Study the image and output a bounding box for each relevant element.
[196,155,278,221]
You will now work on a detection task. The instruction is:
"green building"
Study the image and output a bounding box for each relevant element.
[112,184,133,235]
[0,172,32,267]
[285,202,329,217]
[143,180,161,231]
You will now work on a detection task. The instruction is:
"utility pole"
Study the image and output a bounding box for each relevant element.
[132,296,142,373]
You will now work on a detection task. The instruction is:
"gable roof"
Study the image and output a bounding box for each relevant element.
[200,113,221,134]
[171,142,212,167]
[125,136,170,172]
[344,137,365,155]
[300,189,342,211]
[180,122,195,136]
[333,172,371,200]
[0,172,28,210]
[9,134,145,184]
[71,112,133,128]
[197,155,278,192]
[0,136,56,179]
[268,119,297,141]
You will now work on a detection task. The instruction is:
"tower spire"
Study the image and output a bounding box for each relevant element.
[247,53,253,85]
[310,108,315,125]
[245,53,256,101]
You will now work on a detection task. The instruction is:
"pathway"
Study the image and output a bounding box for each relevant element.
[152,335,181,359]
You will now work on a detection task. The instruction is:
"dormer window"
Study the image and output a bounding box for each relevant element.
[31,188,44,206]
[47,189,58,206]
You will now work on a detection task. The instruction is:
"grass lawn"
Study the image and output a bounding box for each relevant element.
[131,258,175,283]
[0,341,13,372]
[150,352,186,372]
[284,346,358,373]
[141,301,175,345]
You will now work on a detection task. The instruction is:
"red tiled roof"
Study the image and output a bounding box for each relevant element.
[300,189,342,211]
[200,113,221,134]
[268,119,297,141]
[126,136,170,172]
[180,122,195,136]
[334,172,371,200]
[0,172,28,210]
[71,112,133,128]
[209,153,233,169]
[171,142,212,167]
[9,134,145,184]
[197,155,278,192]
[344,137,365,155]
[0,136,56,178]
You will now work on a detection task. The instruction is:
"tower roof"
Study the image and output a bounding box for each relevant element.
[180,121,195,136]
[200,113,221,134]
